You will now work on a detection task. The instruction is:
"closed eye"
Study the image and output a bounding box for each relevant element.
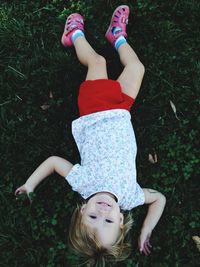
[105,219,113,223]
[89,215,97,219]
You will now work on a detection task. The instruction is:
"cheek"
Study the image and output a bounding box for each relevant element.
[86,199,97,209]
[83,203,96,214]
[113,211,122,222]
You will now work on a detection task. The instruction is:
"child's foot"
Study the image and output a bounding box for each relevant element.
[61,13,84,47]
[105,5,129,48]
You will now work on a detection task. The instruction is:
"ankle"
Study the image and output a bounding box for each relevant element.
[72,29,85,44]
[114,36,127,50]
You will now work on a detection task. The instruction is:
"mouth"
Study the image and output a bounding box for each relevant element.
[97,202,111,207]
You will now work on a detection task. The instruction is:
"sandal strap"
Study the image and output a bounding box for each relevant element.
[112,16,128,25]
[66,16,84,32]
[113,30,127,39]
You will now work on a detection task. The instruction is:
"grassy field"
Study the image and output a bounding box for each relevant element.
[0,0,199,266]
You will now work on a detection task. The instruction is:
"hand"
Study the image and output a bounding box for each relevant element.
[15,184,34,202]
[138,227,152,256]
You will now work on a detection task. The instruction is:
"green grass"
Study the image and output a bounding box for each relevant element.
[0,0,199,266]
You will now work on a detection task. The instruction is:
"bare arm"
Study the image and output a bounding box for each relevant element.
[142,188,166,231]
[15,156,73,195]
[138,188,166,255]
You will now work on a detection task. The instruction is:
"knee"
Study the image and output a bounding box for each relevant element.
[134,61,145,76]
[139,62,145,75]
[92,54,106,67]
[135,60,145,75]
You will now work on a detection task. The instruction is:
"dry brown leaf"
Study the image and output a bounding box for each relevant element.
[170,100,180,120]
[148,153,158,164]
[192,236,200,252]
[149,154,155,163]
[49,91,53,99]
[40,104,50,110]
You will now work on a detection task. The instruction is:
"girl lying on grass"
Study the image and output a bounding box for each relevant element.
[15,4,166,265]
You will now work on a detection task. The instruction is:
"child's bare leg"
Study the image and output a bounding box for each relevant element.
[74,37,108,81]
[105,5,145,99]
[61,13,107,81]
[117,43,145,99]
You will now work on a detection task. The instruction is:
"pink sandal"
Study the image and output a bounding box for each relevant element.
[61,13,84,47]
[105,5,130,46]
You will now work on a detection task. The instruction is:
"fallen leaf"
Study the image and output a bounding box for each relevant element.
[154,153,158,163]
[40,104,50,110]
[49,91,53,99]
[170,100,180,120]
[148,153,158,164]
[149,154,154,163]
[15,94,22,101]
[192,236,200,252]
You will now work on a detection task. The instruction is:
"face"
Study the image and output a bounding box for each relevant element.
[81,193,124,247]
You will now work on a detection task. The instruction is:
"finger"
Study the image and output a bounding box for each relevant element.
[15,189,21,195]
[16,190,23,195]
[15,188,19,195]
[147,241,152,248]
[138,239,142,251]
[143,247,150,256]
[144,243,151,255]
[142,247,148,256]
[145,242,151,253]
[139,242,144,253]
[142,245,148,256]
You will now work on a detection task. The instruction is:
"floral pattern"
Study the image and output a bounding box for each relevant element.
[65,109,145,210]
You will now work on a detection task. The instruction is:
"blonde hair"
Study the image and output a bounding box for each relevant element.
[68,204,133,267]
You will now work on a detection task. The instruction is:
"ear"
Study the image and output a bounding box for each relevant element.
[80,204,86,214]
[119,212,124,229]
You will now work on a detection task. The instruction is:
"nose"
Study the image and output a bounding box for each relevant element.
[97,209,108,216]
[97,205,110,214]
